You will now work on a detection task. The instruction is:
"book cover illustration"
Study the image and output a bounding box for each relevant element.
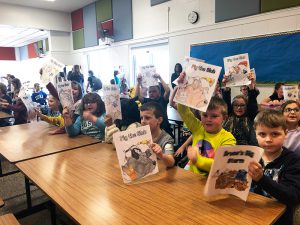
[103,85,122,121]
[40,57,65,84]
[18,81,38,120]
[173,60,221,112]
[204,145,264,201]
[113,125,158,184]
[283,85,298,101]
[140,65,158,88]
[57,81,74,110]
[224,53,251,87]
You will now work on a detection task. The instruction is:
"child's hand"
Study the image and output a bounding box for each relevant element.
[34,107,42,116]
[83,110,96,122]
[177,72,186,84]
[62,106,70,118]
[104,115,113,127]
[222,74,229,85]
[137,73,142,85]
[150,143,163,158]
[248,161,263,182]
[153,73,161,81]
[174,145,187,157]
[187,146,197,164]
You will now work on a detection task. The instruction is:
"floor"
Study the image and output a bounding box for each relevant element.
[0,157,76,225]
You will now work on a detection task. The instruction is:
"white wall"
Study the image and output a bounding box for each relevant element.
[0,3,71,31]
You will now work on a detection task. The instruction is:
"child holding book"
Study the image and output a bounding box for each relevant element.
[140,101,175,168]
[63,93,106,140]
[177,72,236,175]
[249,109,300,225]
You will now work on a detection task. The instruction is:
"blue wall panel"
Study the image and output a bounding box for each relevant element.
[112,0,133,42]
[19,46,28,60]
[83,3,98,48]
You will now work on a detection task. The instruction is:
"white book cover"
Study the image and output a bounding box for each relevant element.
[57,81,74,110]
[40,57,65,84]
[224,53,251,87]
[140,65,158,88]
[283,85,298,100]
[18,81,38,120]
[174,61,221,112]
[204,145,264,201]
[113,125,159,184]
[103,85,122,121]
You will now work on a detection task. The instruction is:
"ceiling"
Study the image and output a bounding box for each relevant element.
[0,0,96,48]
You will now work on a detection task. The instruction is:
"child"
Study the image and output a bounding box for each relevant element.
[63,93,106,140]
[31,83,47,106]
[249,109,300,225]
[140,102,175,168]
[222,73,259,145]
[0,83,12,126]
[177,72,236,175]
[261,82,285,106]
[281,100,300,155]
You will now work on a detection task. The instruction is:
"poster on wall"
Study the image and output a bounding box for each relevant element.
[113,125,159,184]
[173,60,221,112]
[223,53,251,87]
[283,85,298,101]
[40,57,65,84]
[103,85,122,121]
[204,145,263,201]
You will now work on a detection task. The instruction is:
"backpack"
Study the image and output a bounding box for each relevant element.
[92,76,102,90]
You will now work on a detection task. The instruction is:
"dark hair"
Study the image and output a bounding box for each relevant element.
[115,99,140,129]
[71,81,83,101]
[140,101,163,119]
[207,96,228,116]
[11,78,21,90]
[273,82,284,95]
[232,94,248,106]
[174,63,183,73]
[114,70,119,76]
[254,109,287,130]
[88,70,94,76]
[280,100,300,113]
[80,93,105,117]
[0,83,7,94]
[110,79,116,84]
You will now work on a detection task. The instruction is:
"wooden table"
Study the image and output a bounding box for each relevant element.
[0,111,13,119]
[0,197,3,208]
[16,143,285,225]
[0,121,100,163]
[0,214,20,225]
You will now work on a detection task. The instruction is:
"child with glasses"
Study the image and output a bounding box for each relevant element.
[63,93,106,140]
[222,72,259,145]
[281,100,300,155]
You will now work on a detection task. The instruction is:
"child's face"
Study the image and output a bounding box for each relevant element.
[255,125,287,154]
[72,85,80,101]
[34,84,40,92]
[201,108,225,134]
[148,86,160,99]
[84,102,97,114]
[276,86,284,97]
[240,86,248,96]
[48,96,59,110]
[140,110,162,133]
[282,103,300,125]
[233,98,247,117]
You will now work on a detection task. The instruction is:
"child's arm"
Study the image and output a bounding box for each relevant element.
[154,74,170,101]
[177,104,202,134]
[82,111,106,131]
[151,143,175,168]
[134,74,144,102]
[65,116,81,137]
[169,86,178,109]
[249,161,300,206]
[174,135,192,157]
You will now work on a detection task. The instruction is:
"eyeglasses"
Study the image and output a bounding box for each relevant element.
[233,104,246,109]
[284,108,300,113]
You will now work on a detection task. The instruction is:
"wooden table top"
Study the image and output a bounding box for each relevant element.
[16,143,285,225]
[0,121,100,163]
[0,111,13,119]
[0,214,20,225]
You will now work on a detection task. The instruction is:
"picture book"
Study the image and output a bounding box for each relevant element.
[103,85,122,121]
[283,85,298,101]
[113,125,159,184]
[140,65,158,88]
[40,57,65,84]
[18,81,38,120]
[57,81,74,110]
[224,53,251,87]
[204,145,264,201]
[173,60,221,112]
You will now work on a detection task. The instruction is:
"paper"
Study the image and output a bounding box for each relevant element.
[204,145,264,201]
[283,85,298,101]
[40,57,65,84]
[174,60,221,112]
[140,65,158,88]
[224,53,251,87]
[103,85,122,121]
[113,125,159,184]
[57,81,74,110]
[18,81,38,120]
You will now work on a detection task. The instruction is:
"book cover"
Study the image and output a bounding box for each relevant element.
[103,85,122,121]
[40,57,65,84]
[113,125,159,184]
[204,145,264,201]
[174,61,221,112]
[57,81,74,110]
[283,85,298,101]
[140,65,158,88]
[224,53,251,87]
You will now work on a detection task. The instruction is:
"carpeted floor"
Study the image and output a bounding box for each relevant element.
[0,157,76,225]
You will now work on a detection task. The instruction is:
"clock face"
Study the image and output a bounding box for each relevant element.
[188,11,199,24]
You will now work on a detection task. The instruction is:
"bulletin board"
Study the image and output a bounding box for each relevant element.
[190,31,300,83]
